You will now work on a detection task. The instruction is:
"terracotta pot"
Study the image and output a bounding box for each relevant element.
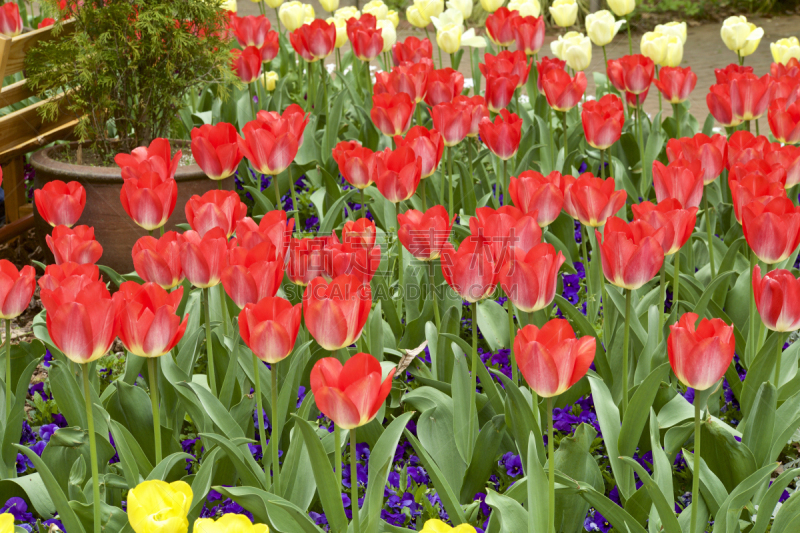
[31,142,233,274]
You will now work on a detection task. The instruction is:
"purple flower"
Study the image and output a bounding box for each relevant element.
[39,424,59,443]
[355,443,370,462]
[584,509,611,532]
[309,512,328,527]
[1,497,33,522]
[408,465,429,485]
[20,421,35,445]
[30,441,47,457]
[498,452,522,477]
[16,453,33,474]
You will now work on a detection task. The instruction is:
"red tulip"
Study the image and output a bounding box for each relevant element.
[232,46,263,83]
[46,225,103,265]
[727,131,769,168]
[120,169,177,232]
[596,217,664,290]
[509,170,569,227]
[116,282,187,358]
[291,19,336,62]
[729,158,787,186]
[34,181,86,228]
[287,235,339,286]
[310,352,394,429]
[563,173,626,227]
[392,36,433,66]
[258,31,280,62]
[512,15,545,56]
[499,243,565,313]
[668,312,735,391]
[37,17,55,29]
[607,55,654,96]
[479,109,523,161]
[180,227,229,288]
[631,199,698,256]
[424,68,465,107]
[485,7,519,47]
[752,266,800,332]
[394,126,444,179]
[115,138,181,182]
[240,297,302,363]
[347,14,383,61]
[431,101,471,146]
[234,211,294,257]
[771,59,800,79]
[536,56,565,92]
[398,205,454,261]
[469,206,542,262]
[481,51,530,88]
[374,63,430,103]
[232,14,271,48]
[581,94,624,150]
[371,92,415,136]
[441,234,499,302]
[652,160,704,209]
[706,83,740,127]
[324,220,382,283]
[0,261,35,320]
[541,68,586,112]
[729,171,786,224]
[765,143,800,188]
[185,190,247,238]
[342,218,377,250]
[715,63,752,84]
[453,95,489,137]
[730,73,772,122]
[38,262,100,293]
[653,66,697,104]
[222,242,285,308]
[483,70,520,113]
[238,118,299,177]
[742,196,800,264]
[303,274,372,351]
[333,141,376,189]
[769,97,800,145]
[374,146,422,203]
[515,319,595,397]
[666,133,727,184]
[254,104,309,147]
[190,123,244,181]
[132,232,185,290]
[0,3,22,36]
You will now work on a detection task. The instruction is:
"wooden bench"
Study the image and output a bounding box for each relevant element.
[0,20,77,224]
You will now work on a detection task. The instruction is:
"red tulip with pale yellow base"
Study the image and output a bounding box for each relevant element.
[185,189,247,238]
[509,170,570,228]
[742,196,800,264]
[394,127,444,179]
[132,232,185,290]
[38,262,100,292]
[499,243,565,313]
[303,274,372,351]
[596,217,665,291]
[752,266,800,333]
[652,160,705,209]
[631,199,697,257]
[221,243,285,308]
[34,180,86,228]
[666,133,727,185]
[46,225,103,265]
[0,261,35,320]
[468,206,541,264]
[190,123,244,181]
[116,282,187,359]
[563,173,627,227]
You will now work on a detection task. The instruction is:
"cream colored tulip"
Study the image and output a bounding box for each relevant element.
[551,31,591,71]
[221,0,237,12]
[507,0,540,17]
[772,37,800,65]
[585,10,624,47]
[432,7,463,30]
[447,0,473,19]
[661,34,683,66]
[261,71,279,91]
[549,0,577,27]
[462,28,487,48]
[436,22,462,54]
[265,0,283,8]
[378,19,397,52]
[364,0,389,20]
[279,1,306,31]
[320,0,339,12]
[328,16,349,47]
[480,0,505,14]
[607,0,634,17]
[720,16,764,56]
[640,31,668,64]
[387,10,400,27]
[655,21,687,44]
[406,5,428,27]
[418,0,445,21]
[334,6,360,19]
[303,3,315,23]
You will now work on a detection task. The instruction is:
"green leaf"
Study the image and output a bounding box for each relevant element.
[577,483,648,533]
[0,474,54,519]
[492,370,544,471]
[451,353,476,463]
[617,363,669,459]
[773,489,800,533]
[525,431,548,533]
[484,488,529,531]
[318,189,359,235]
[648,408,675,523]
[476,300,509,351]
[620,457,682,533]
[2,357,40,471]
[682,448,728,515]
[752,468,800,533]
[712,463,777,533]
[145,452,193,482]
[417,406,466,496]
[459,416,505,504]
[741,381,776,467]
[588,375,634,499]
[553,424,604,533]
[214,486,324,533]
[699,415,757,493]
[198,433,265,490]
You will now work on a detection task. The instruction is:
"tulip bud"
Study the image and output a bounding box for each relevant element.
[335,6,360,19]
[406,4,430,27]
[363,0,389,19]
[771,37,800,65]
[265,0,283,8]
[551,31,592,71]
[585,10,624,47]
[280,1,307,31]
[549,0,577,27]
[420,521,478,533]
[655,21,687,44]
[261,71,279,91]
[640,31,668,65]
[607,0,635,17]
[329,16,349,47]
[0,3,22,37]
[753,267,800,333]
[507,0,540,17]
[320,0,339,12]
[127,481,193,533]
[661,35,684,67]
[668,313,735,391]
[0,261,35,320]
[194,515,270,533]
[480,0,505,13]
[721,15,764,56]
[388,10,400,26]
[220,0,237,12]
[377,19,396,52]
[436,21,462,54]
[447,0,473,19]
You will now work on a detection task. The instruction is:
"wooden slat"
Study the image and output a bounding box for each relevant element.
[18,203,33,217]
[0,34,11,92]
[0,79,35,109]
[2,20,75,79]
[0,214,33,243]
[0,93,77,154]
[0,120,79,163]
[1,156,27,222]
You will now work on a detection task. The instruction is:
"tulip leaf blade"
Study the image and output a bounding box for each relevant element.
[617,362,670,459]
[588,375,635,500]
[491,369,544,470]
[318,189,359,236]
[752,467,800,533]
[575,480,648,533]
[459,415,506,505]
[214,485,324,533]
[619,456,682,533]
[740,331,783,417]
[1,356,40,472]
[451,352,476,463]
[198,432,266,491]
[710,462,777,533]
[484,488,530,531]
[741,381,776,467]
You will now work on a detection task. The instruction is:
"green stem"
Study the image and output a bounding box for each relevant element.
[704,194,716,279]
[334,424,342,480]
[470,302,478,449]
[360,187,367,219]
[83,366,101,533]
[447,146,454,219]
[251,355,269,490]
[562,111,568,172]
[147,358,162,465]
[547,396,555,533]
[502,158,508,206]
[673,103,682,138]
[581,225,592,304]
[428,259,441,330]
[421,179,427,210]
[396,208,405,323]
[622,288,631,416]
[274,8,281,34]
[756,118,760,136]
[508,300,518,384]
[308,61,317,112]
[274,172,282,209]
[775,332,785,386]
[659,263,666,344]
[690,399,702,533]
[637,101,646,184]
[4,319,10,421]
[467,138,475,199]
[350,427,361,533]
[248,83,258,121]
[656,66,662,114]
[271,360,281,494]
[416,104,423,128]
[203,288,217,397]
[749,250,757,365]
[288,165,301,235]
[600,150,605,180]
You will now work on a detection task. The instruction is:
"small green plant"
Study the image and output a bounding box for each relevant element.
[26,0,237,162]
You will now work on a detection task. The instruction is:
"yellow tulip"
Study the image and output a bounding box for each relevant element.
[772,37,800,65]
[607,0,634,17]
[387,10,400,27]
[640,31,668,64]
[261,71,279,91]
[549,0,577,27]
[334,6,360,19]
[221,0,237,12]
[279,1,306,31]
[479,0,505,14]
[377,19,397,52]
[406,5,429,27]
[193,514,269,533]
[264,0,283,8]
[661,34,683,66]
[654,21,687,44]
[328,17,349,47]
[585,10,624,47]
[0,514,13,533]
[303,3,315,23]
[320,0,339,13]
[507,0,540,17]
[127,480,192,533]
[720,16,764,56]
[363,0,389,20]
[436,24,461,54]
[551,31,591,71]
[419,520,477,533]
[447,0,473,19]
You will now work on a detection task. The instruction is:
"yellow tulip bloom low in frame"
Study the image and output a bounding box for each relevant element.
[193,514,269,533]
[419,520,477,533]
[127,480,192,533]
[0,514,13,533]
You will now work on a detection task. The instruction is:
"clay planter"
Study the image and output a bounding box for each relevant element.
[31,142,233,274]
